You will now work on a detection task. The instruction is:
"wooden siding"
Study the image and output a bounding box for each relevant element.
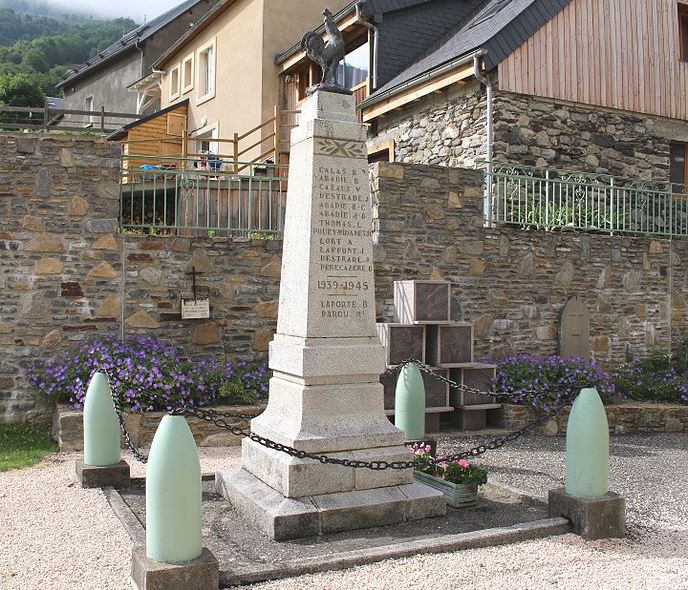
[499,0,688,121]
[121,103,188,180]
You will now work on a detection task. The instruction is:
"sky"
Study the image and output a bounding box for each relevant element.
[49,0,181,23]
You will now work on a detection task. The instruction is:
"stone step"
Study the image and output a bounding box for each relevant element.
[216,468,446,541]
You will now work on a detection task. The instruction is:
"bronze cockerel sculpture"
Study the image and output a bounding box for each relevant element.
[301,8,350,95]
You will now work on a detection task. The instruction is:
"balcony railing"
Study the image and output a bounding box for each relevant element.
[487,165,688,238]
[0,104,139,133]
[119,155,288,236]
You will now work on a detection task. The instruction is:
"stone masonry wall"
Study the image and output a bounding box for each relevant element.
[491,91,688,180]
[374,80,488,169]
[4,133,688,424]
[371,162,688,364]
[0,134,282,424]
[373,81,688,181]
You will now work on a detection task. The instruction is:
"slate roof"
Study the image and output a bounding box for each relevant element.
[363,0,572,105]
[57,0,208,88]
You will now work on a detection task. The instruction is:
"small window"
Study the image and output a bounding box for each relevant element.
[182,53,194,93]
[85,95,96,124]
[170,65,181,100]
[197,41,216,103]
[680,4,688,61]
[367,139,394,164]
[670,142,687,193]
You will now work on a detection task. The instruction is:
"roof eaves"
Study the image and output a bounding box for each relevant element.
[360,48,484,110]
[107,99,189,141]
[274,0,361,65]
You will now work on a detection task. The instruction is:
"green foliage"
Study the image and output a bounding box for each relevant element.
[0,8,136,96]
[614,344,688,405]
[0,423,55,472]
[0,71,44,106]
[408,443,488,488]
[443,460,488,488]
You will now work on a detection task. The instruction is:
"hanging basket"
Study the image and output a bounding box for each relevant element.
[414,471,479,508]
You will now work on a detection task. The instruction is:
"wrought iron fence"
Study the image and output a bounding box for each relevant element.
[119,155,288,236]
[487,164,688,238]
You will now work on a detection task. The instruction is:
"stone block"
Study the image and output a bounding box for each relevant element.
[421,368,450,408]
[455,408,488,430]
[425,323,473,366]
[376,323,425,365]
[313,486,408,534]
[35,258,64,275]
[230,467,443,541]
[398,481,447,520]
[131,546,219,590]
[216,468,320,540]
[75,459,130,488]
[193,322,220,346]
[88,261,117,279]
[394,281,451,324]
[126,310,160,329]
[548,488,625,540]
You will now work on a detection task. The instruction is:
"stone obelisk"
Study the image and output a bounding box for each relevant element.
[217,90,444,540]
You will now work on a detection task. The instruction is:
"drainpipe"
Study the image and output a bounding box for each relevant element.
[135,39,144,78]
[356,1,379,91]
[473,53,493,226]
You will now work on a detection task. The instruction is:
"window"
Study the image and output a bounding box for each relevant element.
[198,41,216,103]
[367,139,394,164]
[680,4,688,61]
[337,38,369,90]
[169,65,181,100]
[182,53,194,93]
[670,142,687,192]
[85,95,96,124]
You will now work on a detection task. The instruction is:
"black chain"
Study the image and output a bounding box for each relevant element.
[108,379,149,464]
[102,360,564,470]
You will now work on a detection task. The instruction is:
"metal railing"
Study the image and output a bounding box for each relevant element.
[119,155,288,236]
[0,105,139,133]
[487,164,688,238]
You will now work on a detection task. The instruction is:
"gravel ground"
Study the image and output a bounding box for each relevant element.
[1,435,686,590]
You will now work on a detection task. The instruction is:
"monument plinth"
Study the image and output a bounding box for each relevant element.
[217,91,445,539]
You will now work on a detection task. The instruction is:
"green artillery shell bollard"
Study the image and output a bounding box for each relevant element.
[395,363,426,441]
[146,414,202,564]
[565,387,609,498]
[83,372,121,467]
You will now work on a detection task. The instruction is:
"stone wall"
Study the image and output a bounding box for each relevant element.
[498,403,688,436]
[4,133,688,424]
[374,79,488,169]
[0,134,282,424]
[491,91,688,180]
[370,162,688,364]
[373,81,688,181]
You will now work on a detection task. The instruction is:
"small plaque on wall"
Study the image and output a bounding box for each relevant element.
[181,298,210,320]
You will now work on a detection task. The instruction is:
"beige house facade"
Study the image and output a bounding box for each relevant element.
[152,0,351,161]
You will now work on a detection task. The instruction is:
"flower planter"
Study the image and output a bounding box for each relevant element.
[414,470,478,508]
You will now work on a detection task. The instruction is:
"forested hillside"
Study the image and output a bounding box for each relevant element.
[0,1,136,107]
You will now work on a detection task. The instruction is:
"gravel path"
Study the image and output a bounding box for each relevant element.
[1,435,686,590]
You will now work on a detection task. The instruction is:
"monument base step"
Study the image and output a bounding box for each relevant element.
[216,467,446,541]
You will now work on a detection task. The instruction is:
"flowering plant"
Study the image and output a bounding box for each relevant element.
[614,348,688,405]
[27,334,269,413]
[407,443,487,488]
[494,354,617,411]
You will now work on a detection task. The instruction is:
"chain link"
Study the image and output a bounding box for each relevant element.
[103,360,564,470]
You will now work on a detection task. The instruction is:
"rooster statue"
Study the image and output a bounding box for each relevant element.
[300,8,350,95]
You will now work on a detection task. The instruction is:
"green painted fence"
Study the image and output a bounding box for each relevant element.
[488,164,688,238]
[119,155,288,237]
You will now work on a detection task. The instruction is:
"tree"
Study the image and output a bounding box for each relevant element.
[0,71,44,106]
